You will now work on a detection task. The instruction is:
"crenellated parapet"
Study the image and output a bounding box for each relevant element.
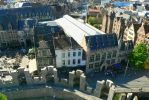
[0,66,137,100]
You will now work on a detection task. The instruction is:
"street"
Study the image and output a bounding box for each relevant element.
[86,69,149,89]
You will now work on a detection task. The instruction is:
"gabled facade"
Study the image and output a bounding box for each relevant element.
[112,17,126,40]
[136,24,149,44]
[123,23,141,44]
[101,11,115,33]
[137,24,149,58]
[36,40,54,69]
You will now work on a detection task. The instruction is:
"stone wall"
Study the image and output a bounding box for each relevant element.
[1,66,139,100]
[5,87,101,100]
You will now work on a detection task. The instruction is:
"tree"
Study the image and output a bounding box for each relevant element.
[129,43,148,69]
[88,16,98,26]
[0,93,7,100]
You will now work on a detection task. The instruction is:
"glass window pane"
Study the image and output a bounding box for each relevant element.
[62,53,65,58]
[68,60,70,65]
[73,59,76,64]
[78,51,81,56]
[90,55,94,62]
[78,59,81,64]
[73,52,76,57]
[68,52,70,57]
[89,64,93,69]
[96,54,100,61]
[62,60,65,66]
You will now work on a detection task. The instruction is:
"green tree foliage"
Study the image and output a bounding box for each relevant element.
[113,93,120,100]
[129,43,148,69]
[0,93,7,100]
[88,16,98,26]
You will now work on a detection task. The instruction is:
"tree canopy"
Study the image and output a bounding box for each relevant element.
[129,43,148,69]
[0,93,7,100]
[88,16,98,26]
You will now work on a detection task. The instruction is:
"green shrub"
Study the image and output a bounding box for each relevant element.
[113,93,120,100]
[0,93,7,100]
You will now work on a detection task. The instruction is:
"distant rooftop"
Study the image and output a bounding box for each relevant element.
[113,2,133,7]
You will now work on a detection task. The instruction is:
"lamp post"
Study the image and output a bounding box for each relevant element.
[124,60,129,78]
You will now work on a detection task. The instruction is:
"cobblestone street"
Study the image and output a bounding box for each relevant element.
[87,69,149,89]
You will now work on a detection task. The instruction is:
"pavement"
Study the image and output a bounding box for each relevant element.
[86,69,149,89]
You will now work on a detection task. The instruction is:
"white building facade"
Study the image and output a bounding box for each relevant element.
[55,48,86,67]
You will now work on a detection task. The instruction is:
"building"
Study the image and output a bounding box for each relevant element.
[112,17,126,40]
[86,33,118,72]
[55,15,126,72]
[0,15,19,48]
[54,35,86,67]
[0,6,51,49]
[55,15,105,52]
[136,24,149,44]
[34,21,62,69]
[112,1,134,10]
[0,5,52,21]
[118,40,134,62]
[123,23,141,44]
[36,40,54,69]
[91,0,111,5]
[101,10,115,33]
[136,24,149,59]
[0,16,37,49]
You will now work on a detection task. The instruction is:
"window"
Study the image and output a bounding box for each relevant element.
[51,27,55,33]
[89,55,94,62]
[73,59,76,64]
[78,59,81,64]
[62,60,65,66]
[78,51,81,56]
[102,53,106,60]
[107,52,111,59]
[95,63,100,68]
[128,36,132,39]
[95,54,100,61]
[42,50,47,56]
[111,59,115,64]
[106,60,110,64]
[68,60,70,65]
[113,51,117,57]
[62,53,65,58]
[89,64,93,69]
[68,52,70,57]
[73,52,76,57]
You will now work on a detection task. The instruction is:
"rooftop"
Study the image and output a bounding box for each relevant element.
[86,33,118,51]
[55,15,105,47]
[0,5,51,15]
[113,1,133,7]
[54,36,81,50]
